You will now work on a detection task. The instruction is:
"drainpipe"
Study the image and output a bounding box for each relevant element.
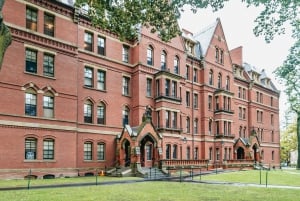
[191,60,194,160]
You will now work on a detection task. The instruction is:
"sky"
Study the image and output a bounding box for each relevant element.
[178,1,296,128]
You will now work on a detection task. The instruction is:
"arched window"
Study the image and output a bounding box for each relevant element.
[186,117,190,133]
[147,45,154,65]
[25,88,37,116]
[174,56,179,74]
[122,106,129,126]
[217,73,222,89]
[84,100,93,123]
[25,137,37,160]
[209,70,213,85]
[97,102,105,124]
[43,91,54,118]
[226,76,230,90]
[43,138,54,160]
[166,144,171,159]
[161,51,167,70]
[194,118,198,134]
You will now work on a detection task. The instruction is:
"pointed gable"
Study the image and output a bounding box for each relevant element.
[193,19,218,57]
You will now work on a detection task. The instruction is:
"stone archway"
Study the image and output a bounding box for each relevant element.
[237,147,245,159]
[139,134,156,168]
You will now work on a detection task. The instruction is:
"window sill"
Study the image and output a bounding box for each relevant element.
[24,71,56,80]
[24,160,56,163]
[83,86,107,93]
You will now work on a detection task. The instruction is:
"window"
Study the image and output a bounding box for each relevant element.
[25,90,37,116]
[271,131,274,142]
[97,143,105,160]
[43,53,54,77]
[171,112,177,128]
[122,45,129,63]
[242,88,246,99]
[215,47,219,62]
[172,145,177,159]
[215,96,219,110]
[239,126,242,137]
[271,96,273,106]
[43,93,54,118]
[97,36,105,55]
[216,121,220,135]
[161,51,167,70]
[186,117,190,133]
[156,79,160,96]
[97,70,106,90]
[186,91,190,107]
[186,147,191,160]
[165,111,170,128]
[165,79,170,96]
[25,49,37,73]
[147,46,153,65]
[84,32,93,51]
[225,76,230,90]
[26,7,37,31]
[194,147,198,159]
[208,95,212,110]
[174,56,179,74]
[261,150,264,160]
[84,100,93,123]
[271,114,274,125]
[122,76,130,96]
[171,81,177,97]
[209,147,213,160]
[44,13,55,37]
[84,67,93,87]
[224,148,227,160]
[43,139,54,160]
[217,73,222,88]
[25,138,37,160]
[220,50,224,64]
[238,87,241,98]
[194,118,198,134]
[193,93,198,108]
[166,144,171,159]
[209,70,213,85]
[272,151,274,161]
[123,106,129,126]
[186,65,190,80]
[208,120,212,135]
[216,148,220,160]
[239,107,243,119]
[193,68,198,82]
[243,108,246,119]
[243,127,247,138]
[84,142,93,160]
[97,102,105,124]
[146,78,152,97]
[146,144,152,160]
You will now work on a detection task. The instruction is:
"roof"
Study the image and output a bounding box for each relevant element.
[193,19,218,56]
[57,0,75,6]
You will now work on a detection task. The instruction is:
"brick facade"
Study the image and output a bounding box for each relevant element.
[0,0,280,179]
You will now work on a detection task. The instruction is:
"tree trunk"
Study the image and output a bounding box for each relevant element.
[297,113,300,169]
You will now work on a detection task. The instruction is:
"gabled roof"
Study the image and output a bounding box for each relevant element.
[193,19,218,57]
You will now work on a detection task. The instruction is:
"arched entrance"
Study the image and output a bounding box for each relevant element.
[252,144,259,162]
[140,134,156,168]
[237,147,245,159]
[123,139,131,167]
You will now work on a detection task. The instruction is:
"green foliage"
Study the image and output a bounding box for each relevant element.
[280,122,297,163]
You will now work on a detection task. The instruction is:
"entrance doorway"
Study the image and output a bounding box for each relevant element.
[237,147,245,159]
[140,135,155,168]
[124,140,131,167]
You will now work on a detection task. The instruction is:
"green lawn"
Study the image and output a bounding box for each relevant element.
[1,182,300,201]
[0,176,141,188]
[199,169,300,186]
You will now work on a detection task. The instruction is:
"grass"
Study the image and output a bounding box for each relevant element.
[1,182,300,201]
[0,176,141,188]
[199,169,300,186]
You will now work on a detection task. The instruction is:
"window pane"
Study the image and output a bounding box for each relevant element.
[25,93,37,116]
[44,13,55,37]
[84,67,93,87]
[97,143,105,160]
[26,7,37,31]
[43,139,54,160]
[43,54,54,77]
[26,49,37,73]
[25,138,37,160]
[97,36,105,55]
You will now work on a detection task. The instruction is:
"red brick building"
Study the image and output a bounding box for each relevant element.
[0,0,280,179]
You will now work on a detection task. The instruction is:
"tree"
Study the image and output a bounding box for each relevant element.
[280,121,297,164]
